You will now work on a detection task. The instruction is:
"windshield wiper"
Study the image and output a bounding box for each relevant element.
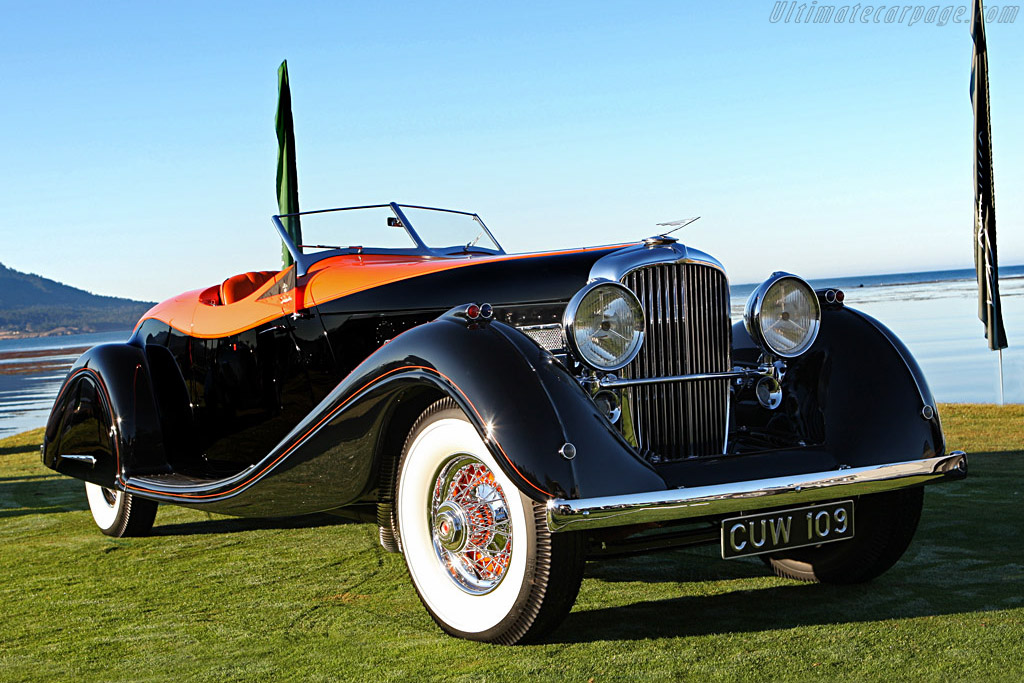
[299,243,342,250]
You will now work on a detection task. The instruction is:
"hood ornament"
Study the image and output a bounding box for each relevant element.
[644,216,700,247]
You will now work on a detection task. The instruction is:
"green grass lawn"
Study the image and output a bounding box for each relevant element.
[1,405,1021,681]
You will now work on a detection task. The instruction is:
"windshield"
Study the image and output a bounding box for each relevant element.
[292,205,418,254]
[396,205,501,253]
[276,203,503,267]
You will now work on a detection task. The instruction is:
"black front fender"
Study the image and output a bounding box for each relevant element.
[731,305,945,467]
[331,312,666,502]
[334,312,666,501]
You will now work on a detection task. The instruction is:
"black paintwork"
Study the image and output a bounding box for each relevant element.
[44,344,166,485]
[655,307,944,489]
[77,312,663,516]
[43,244,948,521]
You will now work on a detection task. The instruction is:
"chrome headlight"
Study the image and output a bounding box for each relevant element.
[744,272,821,358]
[563,281,645,372]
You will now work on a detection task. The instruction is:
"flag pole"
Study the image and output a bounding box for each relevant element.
[971,0,1009,406]
[997,348,1004,405]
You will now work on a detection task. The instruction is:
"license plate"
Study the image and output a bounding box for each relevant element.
[721,500,855,560]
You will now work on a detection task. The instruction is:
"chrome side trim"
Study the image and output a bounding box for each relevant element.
[546,451,967,532]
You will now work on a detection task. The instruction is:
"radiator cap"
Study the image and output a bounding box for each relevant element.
[643,234,679,247]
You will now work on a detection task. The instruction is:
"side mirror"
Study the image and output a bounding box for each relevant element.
[387,217,404,228]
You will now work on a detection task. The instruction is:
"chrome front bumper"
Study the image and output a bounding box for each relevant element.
[546,451,967,533]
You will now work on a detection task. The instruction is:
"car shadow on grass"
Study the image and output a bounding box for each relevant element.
[585,550,768,584]
[151,512,355,536]
[0,474,58,482]
[0,445,40,457]
[553,578,1009,643]
[552,468,1012,643]
[0,475,86,517]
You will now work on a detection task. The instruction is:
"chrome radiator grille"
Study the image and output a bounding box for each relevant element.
[621,263,731,460]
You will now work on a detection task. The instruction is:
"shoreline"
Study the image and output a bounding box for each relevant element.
[0,327,130,341]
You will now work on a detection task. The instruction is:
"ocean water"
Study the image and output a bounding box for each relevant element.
[730,265,1024,405]
[1,266,1021,438]
[0,330,130,438]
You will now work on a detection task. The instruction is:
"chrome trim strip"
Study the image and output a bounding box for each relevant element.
[60,454,97,467]
[599,370,756,388]
[546,451,967,532]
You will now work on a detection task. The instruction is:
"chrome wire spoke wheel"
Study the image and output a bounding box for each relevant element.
[430,455,512,595]
[395,399,585,644]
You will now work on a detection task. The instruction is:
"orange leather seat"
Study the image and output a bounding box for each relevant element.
[220,271,277,305]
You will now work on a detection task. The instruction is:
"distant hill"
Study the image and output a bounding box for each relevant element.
[0,263,155,338]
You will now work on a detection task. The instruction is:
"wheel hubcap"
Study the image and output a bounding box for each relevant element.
[430,455,512,595]
[433,502,468,552]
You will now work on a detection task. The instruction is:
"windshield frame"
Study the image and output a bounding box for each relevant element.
[273,202,505,276]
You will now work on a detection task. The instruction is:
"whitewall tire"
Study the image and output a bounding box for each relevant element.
[85,482,158,537]
[396,399,584,644]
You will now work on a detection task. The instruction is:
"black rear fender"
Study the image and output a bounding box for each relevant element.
[43,343,173,487]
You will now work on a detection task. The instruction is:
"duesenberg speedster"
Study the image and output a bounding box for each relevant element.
[44,203,966,644]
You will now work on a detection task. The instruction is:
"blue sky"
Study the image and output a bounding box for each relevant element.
[2,1,1021,302]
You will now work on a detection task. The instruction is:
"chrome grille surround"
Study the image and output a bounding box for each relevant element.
[589,242,732,462]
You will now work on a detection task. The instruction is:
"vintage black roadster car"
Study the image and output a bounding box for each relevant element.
[44,203,966,644]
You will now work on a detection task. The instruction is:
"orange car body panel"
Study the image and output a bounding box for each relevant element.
[136,244,634,339]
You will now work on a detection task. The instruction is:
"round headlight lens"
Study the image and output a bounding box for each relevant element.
[744,273,821,358]
[564,281,645,371]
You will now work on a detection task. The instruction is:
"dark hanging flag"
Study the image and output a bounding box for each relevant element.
[276,60,302,268]
[970,0,1008,351]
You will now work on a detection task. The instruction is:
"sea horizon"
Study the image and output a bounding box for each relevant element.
[730,263,1024,299]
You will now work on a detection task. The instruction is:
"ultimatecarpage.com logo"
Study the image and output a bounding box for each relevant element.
[769,2,1019,25]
